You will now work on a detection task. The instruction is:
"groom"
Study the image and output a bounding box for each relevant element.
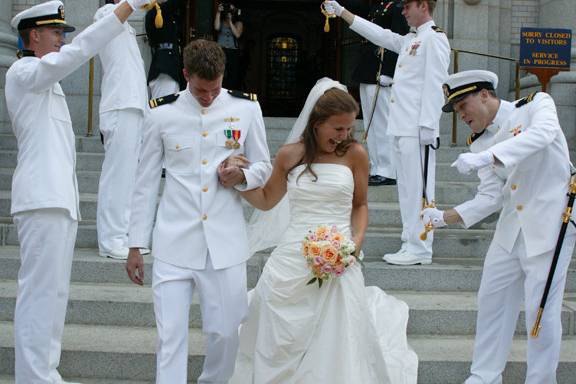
[126,39,271,383]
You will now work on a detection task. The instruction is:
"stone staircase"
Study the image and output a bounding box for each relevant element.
[0,118,575,383]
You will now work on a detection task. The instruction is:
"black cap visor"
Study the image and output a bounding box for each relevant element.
[442,81,494,113]
[18,14,75,33]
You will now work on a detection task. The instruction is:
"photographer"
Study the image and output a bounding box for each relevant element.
[214,2,243,89]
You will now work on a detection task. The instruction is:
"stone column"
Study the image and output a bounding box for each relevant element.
[439,0,513,145]
[450,0,513,97]
[0,0,16,70]
[0,0,17,133]
[519,0,576,145]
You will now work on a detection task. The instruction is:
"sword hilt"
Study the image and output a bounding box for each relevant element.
[419,200,436,241]
[420,222,434,241]
[531,307,544,338]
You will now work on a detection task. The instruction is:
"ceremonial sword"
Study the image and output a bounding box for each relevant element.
[531,173,576,337]
[419,138,440,240]
[363,48,385,143]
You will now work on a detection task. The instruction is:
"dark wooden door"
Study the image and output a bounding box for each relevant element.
[184,0,375,116]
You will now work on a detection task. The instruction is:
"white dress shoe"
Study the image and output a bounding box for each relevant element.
[384,251,432,266]
[99,246,129,260]
[382,247,407,262]
[140,247,151,255]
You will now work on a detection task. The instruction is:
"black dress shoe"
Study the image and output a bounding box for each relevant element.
[368,175,397,186]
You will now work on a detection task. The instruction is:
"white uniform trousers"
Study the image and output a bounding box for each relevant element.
[393,136,435,258]
[149,74,180,99]
[13,208,78,384]
[465,231,576,384]
[359,83,395,179]
[152,256,248,384]
[97,108,143,253]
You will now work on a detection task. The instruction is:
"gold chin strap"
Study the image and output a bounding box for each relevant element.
[154,2,163,28]
[320,3,336,32]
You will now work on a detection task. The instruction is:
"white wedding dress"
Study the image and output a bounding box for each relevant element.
[230,163,418,384]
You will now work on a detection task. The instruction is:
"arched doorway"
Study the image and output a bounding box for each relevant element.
[184,0,369,116]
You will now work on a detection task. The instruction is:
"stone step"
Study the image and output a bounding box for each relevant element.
[0,150,104,172]
[0,247,574,292]
[0,280,573,336]
[0,168,482,204]
[0,247,264,291]
[0,377,157,384]
[0,150,482,183]
[0,133,104,154]
[0,322,204,381]
[0,131,478,165]
[0,191,493,229]
[0,218,501,258]
[0,322,574,383]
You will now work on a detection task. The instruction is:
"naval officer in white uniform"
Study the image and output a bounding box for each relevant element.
[422,70,575,384]
[4,0,153,382]
[94,0,150,260]
[324,0,450,265]
[126,39,271,384]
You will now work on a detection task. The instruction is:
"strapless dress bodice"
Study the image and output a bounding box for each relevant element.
[286,163,354,231]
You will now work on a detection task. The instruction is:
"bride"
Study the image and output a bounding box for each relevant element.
[230,78,418,383]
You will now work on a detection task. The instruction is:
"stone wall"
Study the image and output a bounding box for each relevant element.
[511,0,539,43]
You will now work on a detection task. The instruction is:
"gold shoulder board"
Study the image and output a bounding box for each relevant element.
[149,93,179,109]
[515,92,539,108]
[228,90,258,102]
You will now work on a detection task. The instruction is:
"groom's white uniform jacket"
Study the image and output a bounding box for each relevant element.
[129,89,271,269]
[455,93,574,257]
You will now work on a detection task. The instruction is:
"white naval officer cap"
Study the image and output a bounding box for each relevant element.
[11,0,75,33]
[442,70,498,113]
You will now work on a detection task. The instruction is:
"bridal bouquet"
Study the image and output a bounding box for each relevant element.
[301,224,357,288]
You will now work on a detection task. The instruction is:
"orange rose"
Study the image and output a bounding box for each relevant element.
[309,242,322,257]
[321,245,338,264]
[330,233,343,242]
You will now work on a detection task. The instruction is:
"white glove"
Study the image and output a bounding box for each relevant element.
[420,126,437,146]
[451,150,494,175]
[126,0,155,11]
[323,1,344,17]
[378,75,393,87]
[421,207,446,228]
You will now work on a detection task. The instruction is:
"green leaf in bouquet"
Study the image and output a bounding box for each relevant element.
[318,278,323,288]
[307,277,317,286]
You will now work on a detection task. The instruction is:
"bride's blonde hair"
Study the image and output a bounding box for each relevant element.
[295,87,359,181]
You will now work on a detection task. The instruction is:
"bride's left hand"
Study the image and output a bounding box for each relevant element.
[352,236,363,259]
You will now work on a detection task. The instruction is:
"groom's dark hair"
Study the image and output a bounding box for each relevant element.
[296,88,359,182]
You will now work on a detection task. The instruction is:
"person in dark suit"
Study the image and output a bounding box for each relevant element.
[145,0,185,98]
[351,0,409,186]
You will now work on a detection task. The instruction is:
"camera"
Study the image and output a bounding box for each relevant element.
[220,3,240,18]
